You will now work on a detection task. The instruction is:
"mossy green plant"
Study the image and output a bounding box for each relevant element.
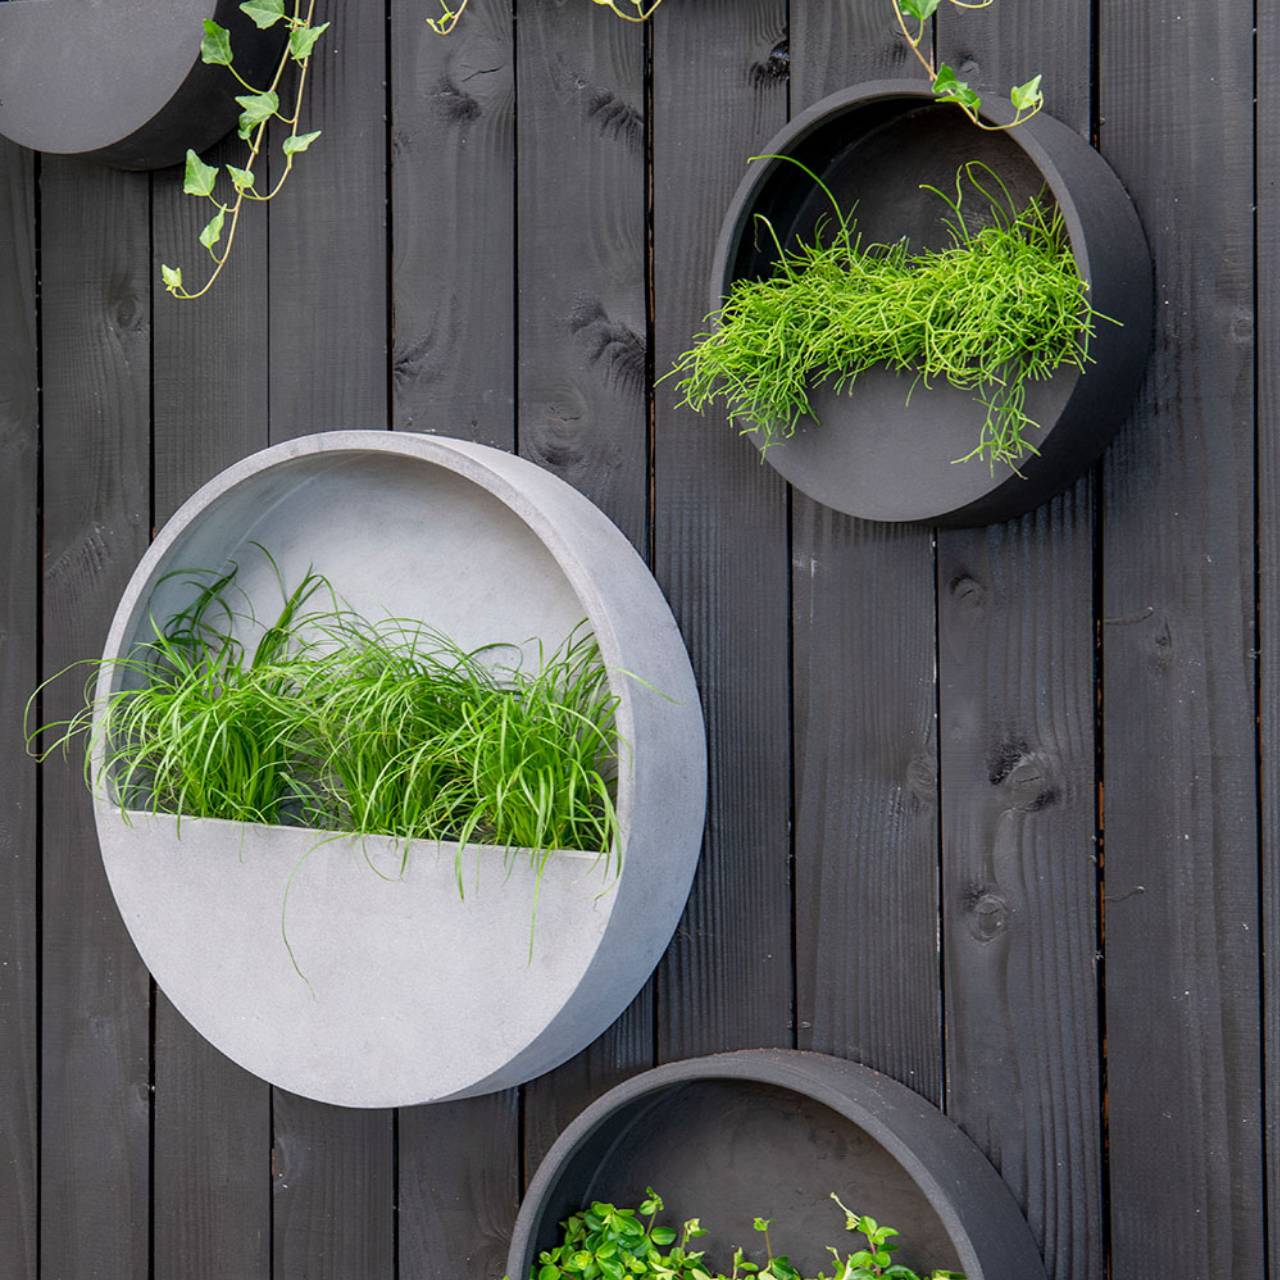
[670,159,1110,474]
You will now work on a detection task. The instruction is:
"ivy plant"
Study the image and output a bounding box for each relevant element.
[892,0,1043,129]
[525,1189,963,1280]
[162,0,328,301]
[428,0,665,37]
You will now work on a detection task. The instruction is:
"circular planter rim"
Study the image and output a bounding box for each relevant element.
[707,78,1151,527]
[509,1048,1047,1280]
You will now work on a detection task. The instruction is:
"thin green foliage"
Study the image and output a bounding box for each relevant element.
[26,555,624,883]
[523,1189,961,1280]
[670,159,1110,474]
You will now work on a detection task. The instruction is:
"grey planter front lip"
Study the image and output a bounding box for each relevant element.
[91,431,707,1108]
[0,0,282,170]
[707,79,1154,527]
[508,1050,1048,1280]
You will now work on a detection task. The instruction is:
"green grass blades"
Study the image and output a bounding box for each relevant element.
[25,557,623,878]
[669,158,1109,474]
[525,1189,963,1280]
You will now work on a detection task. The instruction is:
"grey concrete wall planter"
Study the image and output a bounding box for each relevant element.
[0,0,281,170]
[509,1051,1047,1280]
[91,431,706,1108]
[710,80,1153,527]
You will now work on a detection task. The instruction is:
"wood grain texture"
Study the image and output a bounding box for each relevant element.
[1261,6,1280,1271]
[391,0,515,444]
[0,136,38,1280]
[150,126,273,1280]
[932,8,1103,1280]
[514,0,653,1172]
[1098,0,1264,1274]
[268,0,388,439]
[266,5,394,1276]
[39,156,152,1280]
[652,0,792,1059]
[789,0,943,1105]
[391,7,521,1270]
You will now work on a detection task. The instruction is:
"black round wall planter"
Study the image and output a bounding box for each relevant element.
[0,0,283,170]
[508,1050,1047,1280]
[709,80,1153,527]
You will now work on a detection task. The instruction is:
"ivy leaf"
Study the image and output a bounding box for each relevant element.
[199,206,226,250]
[282,129,322,156]
[932,63,982,113]
[649,1229,676,1247]
[899,0,941,18]
[200,19,234,65]
[1010,73,1043,112]
[236,90,279,137]
[183,149,220,197]
[289,20,329,62]
[239,0,286,28]
[161,264,183,292]
[226,164,256,192]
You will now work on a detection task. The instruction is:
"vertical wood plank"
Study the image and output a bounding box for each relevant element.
[391,5,521,1276]
[652,0,792,1059]
[789,0,944,1103]
[266,4,395,1277]
[39,156,152,1280]
[1099,0,1264,1274]
[1261,5,1280,1272]
[931,8,1103,1280]
[391,0,515,445]
[0,136,38,1280]
[514,0,653,1172]
[151,125,273,1280]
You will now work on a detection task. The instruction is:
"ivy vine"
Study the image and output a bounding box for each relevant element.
[427,0,665,37]
[162,0,328,301]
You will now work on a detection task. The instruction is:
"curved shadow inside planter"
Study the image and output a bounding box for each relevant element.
[509,1052,1049,1280]
[94,433,706,1108]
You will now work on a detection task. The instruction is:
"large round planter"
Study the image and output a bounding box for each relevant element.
[0,0,282,170]
[708,80,1153,526]
[91,431,706,1108]
[508,1051,1047,1280]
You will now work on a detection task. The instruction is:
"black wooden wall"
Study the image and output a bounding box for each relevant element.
[0,1,1273,1277]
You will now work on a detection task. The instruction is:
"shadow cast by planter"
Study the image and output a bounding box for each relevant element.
[92,431,707,1108]
[0,0,282,169]
[709,80,1153,526]
[508,1051,1048,1280]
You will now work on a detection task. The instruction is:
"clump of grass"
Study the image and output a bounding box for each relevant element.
[27,555,623,881]
[670,159,1109,473]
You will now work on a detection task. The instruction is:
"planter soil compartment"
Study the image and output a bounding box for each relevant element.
[0,0,281,169]
[92,431,706,1108]
[508,1050,1047,1280]
[709,79,1152,526]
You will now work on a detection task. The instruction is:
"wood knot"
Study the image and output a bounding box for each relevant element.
[1005,756,1058,812]
[963,886,1009,943]
[751,40,790,87]
[906,752,937,803]
[949,572,986,612]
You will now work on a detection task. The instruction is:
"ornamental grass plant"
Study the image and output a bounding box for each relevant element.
[671,159,1109,474]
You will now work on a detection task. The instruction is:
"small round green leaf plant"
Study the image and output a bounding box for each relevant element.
[162,0,328,301]
[893,0,1043,129]
[670,159,1109,474]
[426,0,665,37]
[524,1189,963,1280]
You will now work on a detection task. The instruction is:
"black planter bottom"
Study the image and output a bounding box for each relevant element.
[509,1051,1048,1280]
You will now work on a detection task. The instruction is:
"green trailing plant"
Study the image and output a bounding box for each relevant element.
[670,159,1108,474]
[892,0,1043,129]
[26,555,623,881]
[525,1189,962,1280]
[162,0,328,300]
[427,0,664,36]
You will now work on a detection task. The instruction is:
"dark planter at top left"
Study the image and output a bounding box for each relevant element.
[0,0,283,170]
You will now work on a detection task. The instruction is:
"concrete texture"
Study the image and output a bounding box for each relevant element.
[92,432,707,1107]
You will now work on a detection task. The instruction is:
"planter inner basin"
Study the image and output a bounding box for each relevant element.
[92,432,706,1108]
[509,1051,1048,1280]
[0,0,282,169]
[710,81,1152,526]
